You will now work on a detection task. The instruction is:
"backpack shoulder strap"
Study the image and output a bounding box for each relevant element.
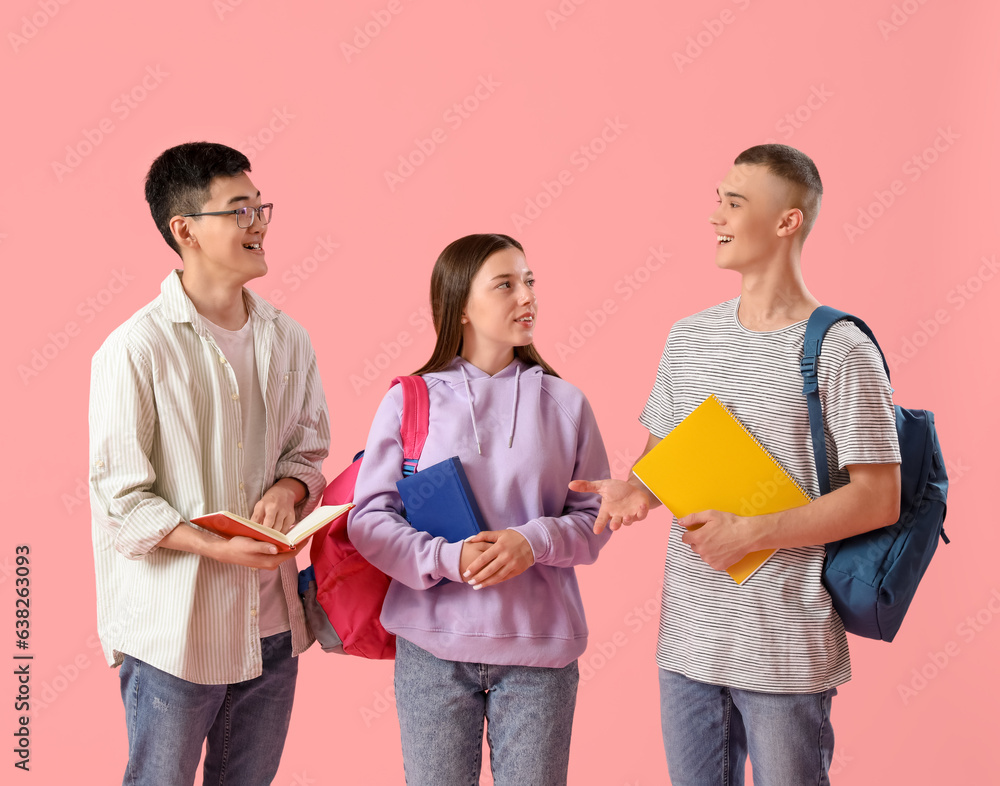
[800,306,891,495]
[390,375,430,476]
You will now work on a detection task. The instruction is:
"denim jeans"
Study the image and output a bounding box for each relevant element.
[119,631,298,786]
[659,669,837,786]
[394,636,579,786]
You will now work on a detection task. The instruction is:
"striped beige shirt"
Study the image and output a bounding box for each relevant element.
[89,270,329,684]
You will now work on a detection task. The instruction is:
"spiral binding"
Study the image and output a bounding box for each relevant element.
[709,394,813,501]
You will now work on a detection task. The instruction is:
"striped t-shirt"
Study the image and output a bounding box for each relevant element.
[639,298,900,693]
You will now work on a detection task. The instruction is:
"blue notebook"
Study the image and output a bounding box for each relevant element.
[396,456,487,541]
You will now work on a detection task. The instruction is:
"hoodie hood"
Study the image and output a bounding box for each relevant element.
[422,356,542,453]
[420,355,542,385]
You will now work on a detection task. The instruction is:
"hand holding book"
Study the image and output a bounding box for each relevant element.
[678,508,762,575]
[192,504,354,553]
[631,395,812,584]
[250,478,306,535]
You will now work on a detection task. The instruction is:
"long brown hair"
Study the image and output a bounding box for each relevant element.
[413,234,560,377]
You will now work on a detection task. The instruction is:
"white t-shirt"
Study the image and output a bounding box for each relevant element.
[206,314,291,638]
[639,299,900,693]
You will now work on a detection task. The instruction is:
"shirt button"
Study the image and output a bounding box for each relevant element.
[219,357,227,364]
[239,482,245,490]
[231,393,240,401]
[94,459,105,469]
[237,442,243,449]
[250,608,258,617]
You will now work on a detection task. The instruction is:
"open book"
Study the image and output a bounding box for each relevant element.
[633,395,812,584]
[192,504,354,552]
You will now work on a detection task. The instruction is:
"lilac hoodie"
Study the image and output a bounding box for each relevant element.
[347,357,611,668]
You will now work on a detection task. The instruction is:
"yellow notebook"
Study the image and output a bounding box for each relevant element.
[634,394,812,584]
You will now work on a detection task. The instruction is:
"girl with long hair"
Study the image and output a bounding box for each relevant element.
[348,233,611,785]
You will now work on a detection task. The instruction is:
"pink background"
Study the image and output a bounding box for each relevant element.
[4,0,998,783]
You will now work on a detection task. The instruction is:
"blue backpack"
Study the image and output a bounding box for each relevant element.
[800,306,949,641]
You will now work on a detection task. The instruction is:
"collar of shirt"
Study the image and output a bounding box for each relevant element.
[160,269,280,327]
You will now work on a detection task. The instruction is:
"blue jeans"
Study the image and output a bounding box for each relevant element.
[394,636,579,786]
[659,669,837,786]
[119,632,298,786]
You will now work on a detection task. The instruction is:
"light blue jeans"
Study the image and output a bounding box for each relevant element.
[394,636,579,786]
[659,669,837,785]
[119,631,297,786]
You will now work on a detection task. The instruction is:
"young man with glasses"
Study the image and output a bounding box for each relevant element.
[89,142,329,785]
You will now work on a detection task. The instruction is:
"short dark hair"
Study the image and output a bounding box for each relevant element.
[734,144,823,240]
[144,142,251,256]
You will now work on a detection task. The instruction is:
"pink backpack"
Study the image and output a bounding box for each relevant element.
[299,376,429,658]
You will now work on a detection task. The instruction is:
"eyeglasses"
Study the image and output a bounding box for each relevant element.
[181,203,273,228]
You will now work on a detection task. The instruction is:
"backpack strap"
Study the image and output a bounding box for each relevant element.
[390,375,430,476]
[800,306,891,495]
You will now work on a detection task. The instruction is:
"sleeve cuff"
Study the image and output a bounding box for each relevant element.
[512,519,549,564]
[437,540,467,583]
[113,502,185,560]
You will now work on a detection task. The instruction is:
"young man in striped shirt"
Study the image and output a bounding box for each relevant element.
[89,142,329,785]
[573,144,901,784]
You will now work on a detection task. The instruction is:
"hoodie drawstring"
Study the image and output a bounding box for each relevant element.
[508,363,520,448]
[460,364,483,455]
[460,362,522,453]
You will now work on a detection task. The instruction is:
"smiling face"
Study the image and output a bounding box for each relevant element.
[460,246,537,370]
[709,164,804,272]
[181,171,269,286]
